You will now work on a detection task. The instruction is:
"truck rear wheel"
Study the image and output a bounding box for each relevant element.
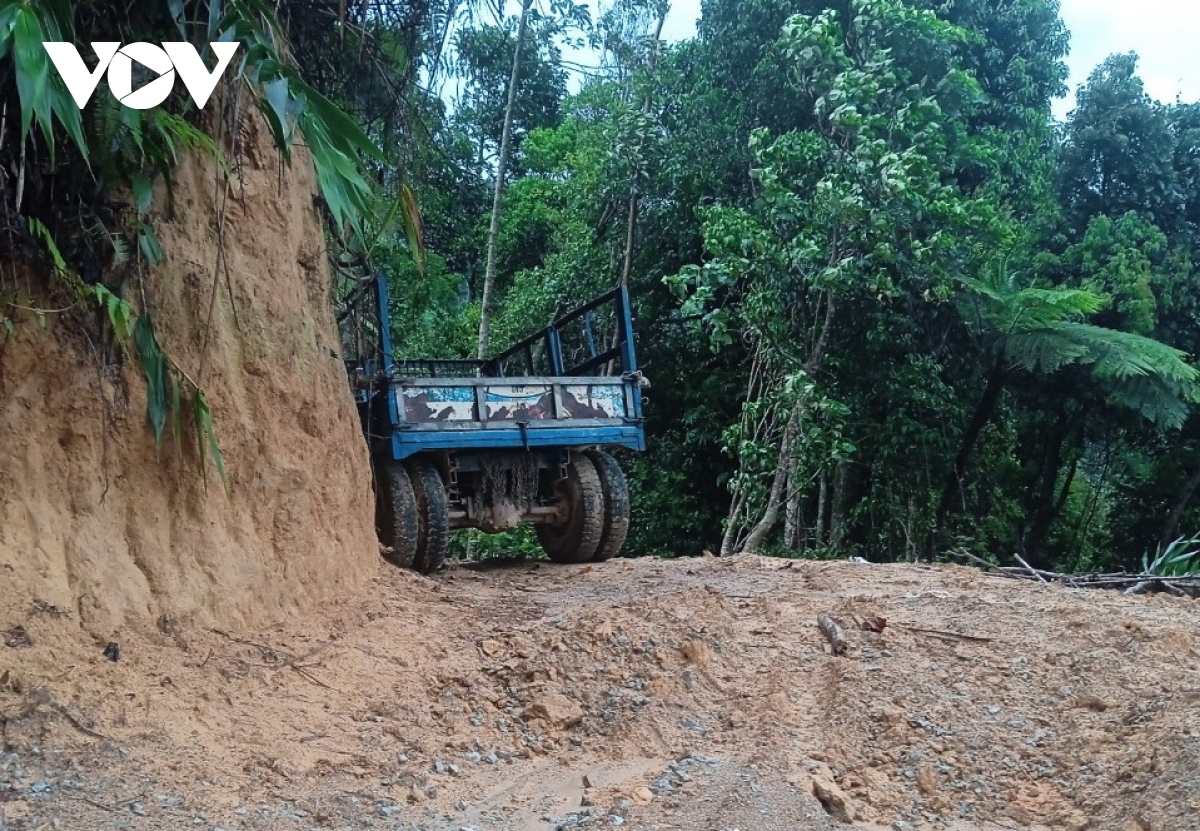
[406,459,450,574]
[376,462,420,569]
[536,454,605,564]
[585,450,630,562]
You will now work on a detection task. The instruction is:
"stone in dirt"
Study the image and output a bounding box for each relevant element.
[523,693,584,728]
[812,774,858,823]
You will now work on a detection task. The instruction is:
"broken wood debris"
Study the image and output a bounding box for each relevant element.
[817,613,848,656]
[898,624,992,643]
[206,628,342,692]
[953,550,1200,598]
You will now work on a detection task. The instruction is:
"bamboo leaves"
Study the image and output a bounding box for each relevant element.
[228,0,387,243]
[93,285,133,342]
[127,312,227,487]
[1,0,399,493]
[192,391,226,486]
[134,314,170,447]
[3,1,88,162]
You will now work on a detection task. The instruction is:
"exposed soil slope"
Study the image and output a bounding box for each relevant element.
[0,117,378,637]
[2,555,1197,831]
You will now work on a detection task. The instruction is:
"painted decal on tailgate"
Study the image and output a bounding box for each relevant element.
[403,387,476,422]
[558,384,625,419]
[484,385,554,420]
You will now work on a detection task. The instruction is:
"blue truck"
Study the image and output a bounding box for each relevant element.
[338,274,647,573]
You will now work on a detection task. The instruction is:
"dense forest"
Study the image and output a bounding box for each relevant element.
[4,0,1200,574]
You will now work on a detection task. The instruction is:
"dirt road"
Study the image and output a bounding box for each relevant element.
[2,555,1199,830]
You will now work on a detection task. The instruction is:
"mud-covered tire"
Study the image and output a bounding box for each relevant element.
[406,459,450,574]
[376,462,420,568]
[536,454,605,564]
[585,450,630,562]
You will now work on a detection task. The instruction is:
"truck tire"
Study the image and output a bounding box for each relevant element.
[406,459,450,574]
[536,454,605,564]
[585,450,630,562]
[376,462,420,569]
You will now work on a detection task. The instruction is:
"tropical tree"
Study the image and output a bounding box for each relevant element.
[937,262,1200,548]
[670,0,1007,555]
[1058,53,1182,236]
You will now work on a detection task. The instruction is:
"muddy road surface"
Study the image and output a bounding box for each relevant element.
[2,555,1198,831]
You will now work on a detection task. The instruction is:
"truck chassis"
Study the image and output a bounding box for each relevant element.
[339,275,646,571]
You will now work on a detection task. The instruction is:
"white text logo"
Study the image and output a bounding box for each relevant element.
[42,42,241,110]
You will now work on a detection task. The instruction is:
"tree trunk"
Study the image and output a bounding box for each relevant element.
[719,488,746,557]
[720,349,768,556]
[830,460,849,548]
[1072,439,1113,562]
[932,359,1008,544]
[426,0,462,90]
[783,468,801,550]
[1021,419,1076,567]
[735,295,837,556]
[741,398,804,556]
[1160,464,1200,550]
[604,4,669,376]
[619,185,639,288]
[476,0,533,360]
[814,469,827,548]
[618,4,668,289]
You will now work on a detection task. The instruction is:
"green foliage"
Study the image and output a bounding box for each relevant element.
[133,315,170,449]
[128,312,226,485]
[380,247,476,360]
[26,217,71,278]
[192,390,226,486]
[958,262,1200,432]
[1053,212,1171,336]
[452,20,569,174]
[1143,535,1200,578]
[667,0,1011,552]
[1,0,398,488]
[1,0,88,160]
[1058,53,1182,235]
[449,527,546,562]
[5,0,1199,572]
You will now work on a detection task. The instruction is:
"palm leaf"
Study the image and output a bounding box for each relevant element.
[962,263,1200,428]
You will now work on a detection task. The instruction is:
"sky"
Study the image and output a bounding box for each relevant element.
[1055,0,1200,114]
[602,0,1200,118]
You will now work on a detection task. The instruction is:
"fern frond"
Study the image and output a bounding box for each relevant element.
[1002,327,1090,373]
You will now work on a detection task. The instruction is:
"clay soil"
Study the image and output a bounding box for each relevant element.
[1,554,1198,831]
[0,113,378,641]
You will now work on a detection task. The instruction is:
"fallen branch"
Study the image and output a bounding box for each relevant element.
[950,553,1200,598]
[73,796,118,814]
[51,702,113,743]
[290,664,340,692]
[898,625,992,643]
[955,550,996,570]
[1013,552,1048,584]
[207,628,280,662]
[817,613,848,657]
[207,628,342,691]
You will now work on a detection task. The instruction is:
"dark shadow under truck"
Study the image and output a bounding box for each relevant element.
[338,275,647,572]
